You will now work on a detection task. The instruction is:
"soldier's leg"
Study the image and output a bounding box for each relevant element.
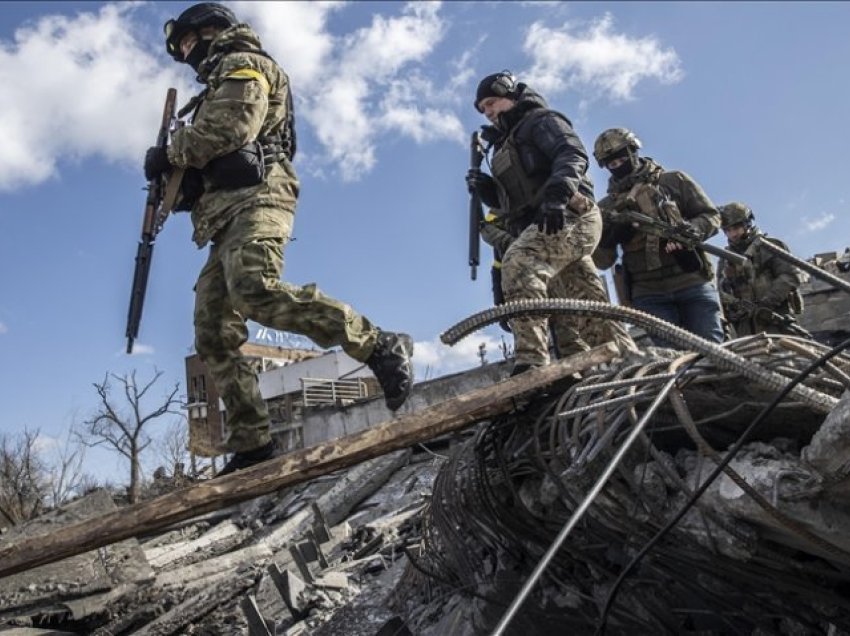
[549,256,637,356]
[219,208,379,363]
[675,282,725,343]
[501,209,602,367]
[547,265,590,358]
[194,246,271,453]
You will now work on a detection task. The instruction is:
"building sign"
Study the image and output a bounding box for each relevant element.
[250,323,315,350]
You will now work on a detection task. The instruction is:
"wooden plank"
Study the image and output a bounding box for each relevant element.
[0,344,617,578]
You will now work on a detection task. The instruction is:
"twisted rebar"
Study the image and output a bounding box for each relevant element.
[440,299,837,413]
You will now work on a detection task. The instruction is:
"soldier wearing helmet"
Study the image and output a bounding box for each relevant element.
[592,127,725,345]
[717,203,805,337]
[466,73,635,375]
[143,3,414,475]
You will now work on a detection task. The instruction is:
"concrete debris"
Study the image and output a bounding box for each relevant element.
[2,337,850,635]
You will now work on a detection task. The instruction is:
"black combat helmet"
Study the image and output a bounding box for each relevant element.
[164,3,238,63]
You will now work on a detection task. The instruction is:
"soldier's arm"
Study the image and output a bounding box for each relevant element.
[168,59,272,169]
[762,239,806,308]
[664,171,720,240]
[531,113,591,204]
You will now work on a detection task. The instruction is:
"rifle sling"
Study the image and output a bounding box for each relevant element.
[160,168,186,217]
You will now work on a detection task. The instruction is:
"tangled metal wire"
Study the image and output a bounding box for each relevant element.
[402,303,850,634]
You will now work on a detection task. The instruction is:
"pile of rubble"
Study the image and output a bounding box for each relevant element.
[3,335,850,635]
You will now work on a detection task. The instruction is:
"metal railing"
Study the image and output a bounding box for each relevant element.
[300,377,368,407]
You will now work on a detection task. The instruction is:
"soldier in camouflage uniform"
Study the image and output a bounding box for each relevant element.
[592,128,725,345]
[144,3,413,474]
[717,203,805,337]
[466,72,635,374]
[479,209,629,357]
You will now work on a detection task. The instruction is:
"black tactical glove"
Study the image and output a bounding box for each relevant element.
[537,201,570,235]
[144,146,171,182]
[466,168,494,194]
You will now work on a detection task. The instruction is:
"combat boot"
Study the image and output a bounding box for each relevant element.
[218,439,278,477]
[366,331,414,411]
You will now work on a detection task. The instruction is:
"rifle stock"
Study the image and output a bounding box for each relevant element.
[468,131,484,281]
[125,88,179,354]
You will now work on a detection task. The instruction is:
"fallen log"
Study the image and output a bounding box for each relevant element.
[0,344,617,578]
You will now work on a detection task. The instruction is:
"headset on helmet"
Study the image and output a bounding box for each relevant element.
[164,2,238,62]
[474,70,518,112]
[490,71,516,97]
[593,127,642,168]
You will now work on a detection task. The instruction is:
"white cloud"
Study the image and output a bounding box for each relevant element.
[413,332,507,380]
[0,4,191,191]
[802,212,835,233]
[0,2,459,190]
[244,1,460,181]
[0,322,6,335]
[125,343,155,356]
[522,13,683,102]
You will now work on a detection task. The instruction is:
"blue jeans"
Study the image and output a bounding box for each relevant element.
[632,282,724,346]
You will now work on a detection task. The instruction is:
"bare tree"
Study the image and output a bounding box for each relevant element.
[154,416,190,478]
[78,369,181,504]
[0,428,47,525]
[44,431,86,509]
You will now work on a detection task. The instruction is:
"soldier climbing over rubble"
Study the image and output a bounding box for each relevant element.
[465,71,635,375]
[143,3,413,475]
[717,202,807,337]
[593,127,725,345]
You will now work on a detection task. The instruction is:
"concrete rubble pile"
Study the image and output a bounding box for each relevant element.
[2,335,850,635]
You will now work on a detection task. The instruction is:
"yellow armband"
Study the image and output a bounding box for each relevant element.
[224,68,271,95]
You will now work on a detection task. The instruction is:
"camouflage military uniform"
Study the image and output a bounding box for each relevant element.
[481,209,632,358]
[470,83,635,368]
[167,26,379,452]
[717,232,805,337]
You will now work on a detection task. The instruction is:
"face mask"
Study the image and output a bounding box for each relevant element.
[185,37,212,71]
[610,161,634,179]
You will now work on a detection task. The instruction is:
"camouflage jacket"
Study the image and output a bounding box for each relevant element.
[167,25,299,247]
[717,230,805,335]
[594,158,721,297]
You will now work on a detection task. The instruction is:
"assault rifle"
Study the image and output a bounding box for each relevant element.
[608,201,748,266]
[728,298,813,339]
[468,131,484,281]
[125,88,185,354]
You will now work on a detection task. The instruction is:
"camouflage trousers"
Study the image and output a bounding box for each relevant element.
[194,207,379,453]
[501,206,635,367]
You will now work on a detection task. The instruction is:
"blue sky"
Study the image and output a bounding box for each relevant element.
[1,1,849,481]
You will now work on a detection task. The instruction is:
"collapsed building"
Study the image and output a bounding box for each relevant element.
[2,255,850,635]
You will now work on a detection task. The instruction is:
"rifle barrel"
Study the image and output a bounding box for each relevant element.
[468,131,484,281]
[124,88,177,353]
[699,242,748,266]
[754,235,850,296]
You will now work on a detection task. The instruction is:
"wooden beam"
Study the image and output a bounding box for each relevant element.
[0,344,618,578]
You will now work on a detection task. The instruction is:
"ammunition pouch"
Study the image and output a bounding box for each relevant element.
[203,133,292,192]
[175,167,204,212]
[205,141,265,190]
[671,247,703,274]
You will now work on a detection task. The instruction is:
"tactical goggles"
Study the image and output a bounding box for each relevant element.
[164,19,191,60]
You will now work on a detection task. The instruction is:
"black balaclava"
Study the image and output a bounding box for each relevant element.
[185,36,213,72]
[607,148,636,179]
